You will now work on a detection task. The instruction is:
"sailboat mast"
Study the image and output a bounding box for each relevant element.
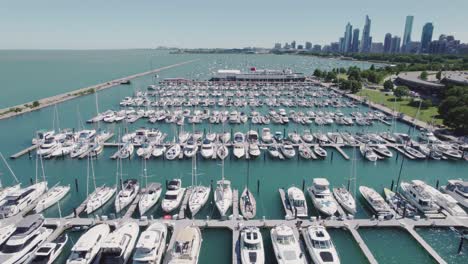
[91,155,97,190]
[86,156,90,196]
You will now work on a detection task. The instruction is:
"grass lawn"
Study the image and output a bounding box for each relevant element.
[357,89,443,126]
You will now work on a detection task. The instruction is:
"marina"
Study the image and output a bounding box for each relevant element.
[0,53,467,264]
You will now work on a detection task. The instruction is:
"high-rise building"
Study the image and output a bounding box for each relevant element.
[370,43,384,53]
[402,15,414,52]
[351,28,360,53]
[330,42,340,53]
[283,42,290,49]
[313,45,322,52]
[390,36,401,53]
[420,23,434,53]
[274,43,282,49]
[383,33,392,53]
[305,42,312,50]
[339,37,345,53]
[360,15,372,53]
[343,23,353,53]
[291,40,296,49]
[297,45,304,50]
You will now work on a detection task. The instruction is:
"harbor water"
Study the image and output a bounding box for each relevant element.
[0,50,466,263]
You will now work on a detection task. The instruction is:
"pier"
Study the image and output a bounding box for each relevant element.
[10,144,38,159]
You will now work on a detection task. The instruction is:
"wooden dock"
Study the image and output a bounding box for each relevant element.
[278,188,294,220]
[332,145,350,160]
[178,188,191,219]
[232,189,239,219]
[10,144,38,159]
[123,193,142,219]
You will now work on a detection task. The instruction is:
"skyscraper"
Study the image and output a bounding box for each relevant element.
[343,23,353,53]
[351,28,360,53]
[390,36,401,53]
[291,40,296,49]
[420,23,434,53]
[402,15,414,52]
[360,15,372,53]
[384,33,392,53]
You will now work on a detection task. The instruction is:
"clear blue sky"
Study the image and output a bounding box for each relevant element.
[2,0,467,49]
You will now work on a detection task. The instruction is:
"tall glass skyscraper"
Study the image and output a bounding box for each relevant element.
[402,15,414,52]
[343,23,353,53]
[420,23,434,53]
[351,29,360,53]
[360,15,372,53]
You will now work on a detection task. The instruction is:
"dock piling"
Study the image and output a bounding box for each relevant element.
[302,179,305,191]
[436,179,439,189]
[29,178,33,185]
[75,178,79,192]
[390,180,394,191]
[257,179,260,194]
[457,234,464,254]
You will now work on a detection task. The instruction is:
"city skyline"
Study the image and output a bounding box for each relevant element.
[1,0,468,49]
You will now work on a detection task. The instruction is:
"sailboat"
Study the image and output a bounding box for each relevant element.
[188,151,210,217]
[34,183,70,213]
[239,161,256,219]
[214,158,232,218]
[138,159,162,216]
[333,147,357,215]
[85,156,116,215]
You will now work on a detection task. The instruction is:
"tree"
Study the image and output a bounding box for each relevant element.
[350,80,362,94]
[370,64,376,71]
[347,67,362,81]
[325,71,337,82]
[438,86,468,133]
[394,86,410,99]
[436,71,442,80]
[313,69,323,78]
[32,101,40,108]
[420,71,428,80]
[383,80,394,91]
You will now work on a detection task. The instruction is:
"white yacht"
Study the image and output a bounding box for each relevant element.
[35,184,70,213]
[183,141,198,158]
[95,222,139,264]
[152,145,166,158]
[132,223,167,264]
[37,138,59,156]
[188,186,210,217]
[0,184,20,205]
[332,187,357,214]
[139,183,162,216]
[233,132,246,159]
[360,145,378,161]
[115,179,139,213]
[240,227,264,264]
[441,180,468,208]
[0,215,52,264]
[200,139,214,159]
[166,226,202,264]
[30,234,68,264]
[280,143,296,159]
[313,145,327,158]
[239,187,256,220]
[271,224,306,264]
[161,179,186,213]
[0,181,47,217]
[302,130,314,143]
[0,224,15,246]
[425,184,467,217]
[307,178,338,216]
[400,180,440,214]
[359,186,393,219]
[261,128,273,143]
[67,224,110,264]
[302,225,340,264]
[287,187,308,218]
[116,143,134,160]
[215,179,232,217]
[372,144,393,158]
[249,143,261,157]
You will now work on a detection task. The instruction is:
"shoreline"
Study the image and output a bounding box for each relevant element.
[0,59,198,120]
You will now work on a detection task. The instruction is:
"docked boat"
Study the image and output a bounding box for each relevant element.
[280,143,296,159]
[0,184,20,205]
[240,227,264,264]
[372,144,393,158]
[0,215,52,264]
[233,132,245,159]
[115,179,139,213]
[313,145,327,158]
[424,184,467,217]
[239,187,256,219]
[67,224,110,264]
[403,145,426,159]
[359,186,393,219]
[200,139,214,159]
[166,226,202,264]
[165,144,181,160]
[215,180,232,217]
[132,223,167,264]
[261,128,273,143]
[86,185,116,215]
[288,131,301,144]
[29,234,68,264]
[268,145,280,158]
[271,224,306,264]
[0,181,47,218]
[383,188,417,218]
[298,144,313,159]
[301,225,340,264]
[161,179,186,213]
[95,222,139,264]
[359,145,378,161]
[137,144,154,158]
[0,224,15,246]
[440,180,468,208]
[400,180,440,214]
[249,143,261,157]
[188,185,210,217]
[36,138,59,156]
[151,145,166,158]
[116,143,134,159]
[34,185,70,213]
[217,144,229,160]
[332,187,357,214]
[183,140,198,158]
[138,183,162,216]
[302,130,314,143]
[287,187,308,218]
[307,178,338,216]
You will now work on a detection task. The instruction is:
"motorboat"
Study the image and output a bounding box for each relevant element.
[161,179,186,213]
[240,227,264,264]
[302,130,314,143]
[200,139,214,159]
[137,144,154,159]
[29,234,68,264]
[359,145,378,161]
[34,185,70,213]
[440,180,468,208]
[261,128,273,143]
[271,224,306,264]
[0,181,47,218]
[50,141,77,157]
[67,224,110,264]
[88,142,104,158]
[115,179,139,213]
[138,183,162,215]
[166,226,202,264]
[383,188,417,218]
[288,132,301,144]
[0,224,15,246]
[332,187,356,214]
[217,144,229,160]
[32,130,55,145]
[419,131,439,143]
[313,145,327,158]
[287,187,308,218]
[301,225,340,264]
[425,184,467,217]
[132,223,167,264]
[116,143,134,160]
[280,143,295,159]
[86,185,116,215]
[239,187,256,219]
[205,132,217,142]
[70,142,90,159]
[165,144,181,160]
[183,140,198,158]
[215,180,232,217]
[219,132,231,143]
[37,138,59,156]
[233,143,245,159]
[274,131,284,142]
[403,145,426,159]
[400,180,440,214]
[359,186,393,219]
[268,145,280,158]
[0,215,52,264]
[371,145,393,158]
[178,131,191,144]
[151,145,166,158]
[307,178,338,216]
[298,144,313,159]
[95,222,139,264]
[249,143,261,158]
[0,184,20,205]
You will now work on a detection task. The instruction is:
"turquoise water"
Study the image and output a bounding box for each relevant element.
[416,227,468,264]
[0,50,466,263]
